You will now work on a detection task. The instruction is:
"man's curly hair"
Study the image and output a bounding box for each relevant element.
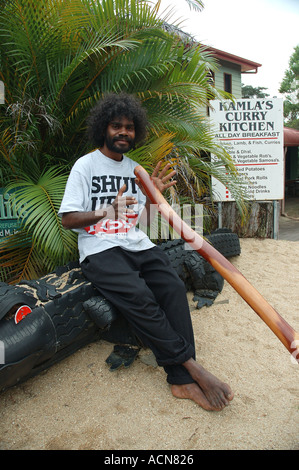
[86,92,148,148]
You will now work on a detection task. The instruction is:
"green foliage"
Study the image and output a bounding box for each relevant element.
[279,45,299,129]
[0,0,247,283]
[241,84,269,99]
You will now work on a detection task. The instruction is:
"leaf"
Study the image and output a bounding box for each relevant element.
[184,0,204,12]
[6,167,78,267]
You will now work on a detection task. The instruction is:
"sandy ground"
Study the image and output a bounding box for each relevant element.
[0,238,298,451]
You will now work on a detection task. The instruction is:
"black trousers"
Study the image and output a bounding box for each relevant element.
[81,246,196,385]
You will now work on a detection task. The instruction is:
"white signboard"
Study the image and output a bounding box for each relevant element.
[210,98,284,201]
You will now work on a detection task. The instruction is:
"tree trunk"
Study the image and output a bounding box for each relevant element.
[212,201,275,238]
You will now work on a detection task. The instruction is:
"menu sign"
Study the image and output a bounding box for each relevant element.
[210,98,284,201]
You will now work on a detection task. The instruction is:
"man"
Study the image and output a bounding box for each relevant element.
[59,92,234,411]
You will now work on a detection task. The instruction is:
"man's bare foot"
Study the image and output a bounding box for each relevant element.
[181,358,234,410]
[171,383,222,411]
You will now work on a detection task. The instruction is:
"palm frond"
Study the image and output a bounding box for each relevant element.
[0,0,246,280]
[0,230,44,283]
[6,167,78,265]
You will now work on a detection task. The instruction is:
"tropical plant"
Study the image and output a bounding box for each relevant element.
[0,0,246,283]
[241,84,269,99]
[279,45,299,130]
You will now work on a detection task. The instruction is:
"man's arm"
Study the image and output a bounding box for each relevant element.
[61,184,138,230]
[61,209,106,230]
[136,162,177,227]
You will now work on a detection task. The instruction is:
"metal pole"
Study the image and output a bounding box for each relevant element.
[218,202,222,229]
[273,200,279,240]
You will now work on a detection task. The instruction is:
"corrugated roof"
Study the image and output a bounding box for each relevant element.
[162,24,262,73]
[284,127,299,147]
[205,46,262,73]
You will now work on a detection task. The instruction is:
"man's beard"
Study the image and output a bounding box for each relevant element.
[105,135,135,154]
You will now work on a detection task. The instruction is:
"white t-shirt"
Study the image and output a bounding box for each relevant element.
[59,149,154,262]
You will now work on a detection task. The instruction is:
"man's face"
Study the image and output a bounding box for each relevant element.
[104,116,136,154]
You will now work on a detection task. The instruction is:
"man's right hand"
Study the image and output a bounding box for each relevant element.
[95,184,138,221]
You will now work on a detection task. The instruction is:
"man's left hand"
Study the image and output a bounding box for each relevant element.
[151,161,177,193]
[136,161,177,195]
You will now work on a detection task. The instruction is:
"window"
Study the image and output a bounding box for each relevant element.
[224,73,232,93]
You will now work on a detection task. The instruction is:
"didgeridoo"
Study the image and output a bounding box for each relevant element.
[134,165,299,363]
